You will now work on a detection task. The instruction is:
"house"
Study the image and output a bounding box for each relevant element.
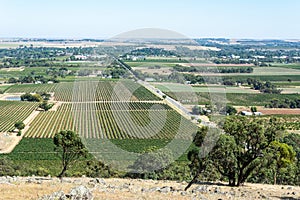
[254,112,262,116]
[241,111,253,116]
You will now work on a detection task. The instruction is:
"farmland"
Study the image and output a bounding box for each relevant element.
[153,83,258,94]
[0,38,300,188]
[25,102,195,139]
[0,101,38,131]
[5,80,161,102]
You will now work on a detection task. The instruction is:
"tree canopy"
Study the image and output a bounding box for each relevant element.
[53,130,88,177]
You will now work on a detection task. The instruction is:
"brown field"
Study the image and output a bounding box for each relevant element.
[134,67,172,75]
[236,106,300,115]
[259,109,300,115]
[181,63,255,67]
[0,177,299,200]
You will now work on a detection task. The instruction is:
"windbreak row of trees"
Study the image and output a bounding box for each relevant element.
[266,98,300,108]
[173,65,254,74]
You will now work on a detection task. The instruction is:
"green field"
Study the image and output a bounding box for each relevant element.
[6,80,161,102]
[125,61,181,68]
[0,101,38,131]
[25,102,196,139]
[154,83,257,94]
[271,63,300,70]
[164,92,300,106]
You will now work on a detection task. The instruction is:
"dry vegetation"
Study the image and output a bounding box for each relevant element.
[0,177,299,200]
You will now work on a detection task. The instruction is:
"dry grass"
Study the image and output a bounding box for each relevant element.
[0,178,299,200]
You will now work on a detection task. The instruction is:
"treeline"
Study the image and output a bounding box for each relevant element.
[127,48,177,57]
[8,75,59,84]
[266,98,300,108]
[246,78,282,94]
[173,65,253,74]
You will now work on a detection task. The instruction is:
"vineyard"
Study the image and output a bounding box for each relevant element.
[25,102,196,139]
[0,101,38,131]
[5,80,161,102]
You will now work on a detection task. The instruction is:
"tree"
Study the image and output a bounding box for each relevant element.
[186,117,285,189]
[267,141,296,185]
[53,130,88,177]
[39,101,54,111]
[129,146,173,179]
[14,121,25,135]
[250,106,257,113]
[217,117,284,186]
[225,105,237,115]
[185,127,221,190]
[192,105,202,115]
[21,93,43,102]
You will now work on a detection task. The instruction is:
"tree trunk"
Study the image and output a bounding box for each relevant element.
[274,170,277,185]
[58,165,67,178]
[229,176,236,186]
[185,174,199,191]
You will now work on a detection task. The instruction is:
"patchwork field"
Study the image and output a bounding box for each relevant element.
[0,101,38,132]
[25,102,195,139]
[5,80,161,102]
[153,83,258,94]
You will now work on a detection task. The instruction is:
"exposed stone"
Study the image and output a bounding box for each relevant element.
[159,186,171,193]
[69,185,93,200]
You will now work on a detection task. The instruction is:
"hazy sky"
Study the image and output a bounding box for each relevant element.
[1,0,300,39]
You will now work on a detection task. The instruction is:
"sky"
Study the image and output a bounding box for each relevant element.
[0,0,300,39]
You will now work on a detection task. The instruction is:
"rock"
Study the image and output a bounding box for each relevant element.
[69,185,93,200]
[214,187,221,194]
[149,187,160,192]
[159,186,171,193]
[141,188,149,193]
[95,178,106,185]
[181,191,187,196]
[39,191,66,200]
[193,186,208,193]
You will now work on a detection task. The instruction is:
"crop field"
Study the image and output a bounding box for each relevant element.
[5,80,161,102]
[6,83,57,93]
[0,101,38,131]
[0,85,11,92]
[280,87,300,94]
[25,102,196,139]
[164,92,300,106]
[154,83,257,94]
[271,63,300,70]
[124,61,181,68]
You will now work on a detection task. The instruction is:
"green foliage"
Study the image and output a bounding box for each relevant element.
[187,117,286,188]
[129,147,174,179]
[0,101,38,132]
[0,157,17,176]
[14,121,25,131]
[53,130,88,177]
[39,101,54,111]
[21,93,43,102]
[266,98,300,108]
[250,106,257,112]
[224,105,237,115]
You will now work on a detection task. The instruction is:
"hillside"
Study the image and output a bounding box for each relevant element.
[0,177,299,200]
